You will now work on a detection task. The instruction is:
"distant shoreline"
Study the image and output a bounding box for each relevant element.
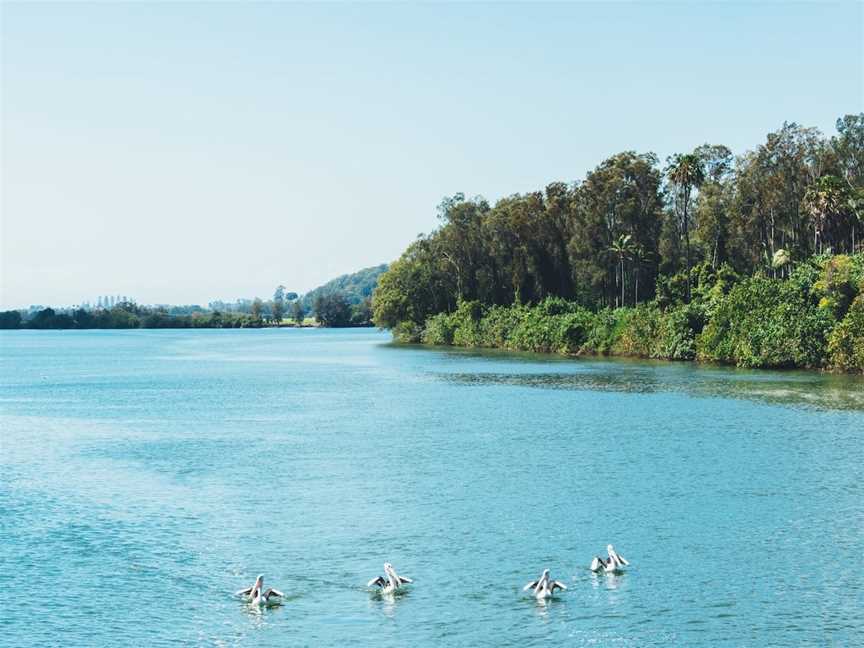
[0,321,375,331]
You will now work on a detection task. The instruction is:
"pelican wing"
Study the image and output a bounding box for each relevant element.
[616,554,629,566]
[523,580,538,592]
[551,581,567,592]
[590,557,602,572]
[367,576,386,588]
[397,575,413,585]
[264,588,283,599]
[235,586,254,597]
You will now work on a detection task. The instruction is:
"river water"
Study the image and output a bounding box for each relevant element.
[1,329,862,646]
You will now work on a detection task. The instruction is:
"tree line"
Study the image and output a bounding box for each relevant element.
[0,263,393,330]
[0,289,374,330]
[372,114,864,372]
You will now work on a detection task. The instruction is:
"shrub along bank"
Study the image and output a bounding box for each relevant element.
[405,254,864,373]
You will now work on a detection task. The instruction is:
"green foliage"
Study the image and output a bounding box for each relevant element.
[479,304,526,348]
[449,300,484,347]
[314,293,352,327]
[373,242,452,329]
[303,264,388,311]
[272,285,286,322]
[291,300,305,325]
[614,306,660,358]
[420,312,456,345]
[349,298,374,326]
[392,320,423,343]
[813,254,864,319]
[582,308,628,356]
[827,294,864,373]
[408,254,857,369]
[420,298,593,355]
[653,304,705,360]
[698,263,741,317]
[696,276,834,368]
[0,310,22,329]
[654,272,690,309]
[508,299,593,354]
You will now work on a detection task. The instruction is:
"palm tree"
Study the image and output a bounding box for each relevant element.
[666,153,705,302]
[609,234,636,307]
[803,175,851,254]
[772,248,791,278]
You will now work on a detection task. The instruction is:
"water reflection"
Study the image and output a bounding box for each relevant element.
[368,588,410,619]
[532,596,550,620]
[529,593,567,621]
[589,570,625,591]
[438,368,864,411]
[241,600,285,624]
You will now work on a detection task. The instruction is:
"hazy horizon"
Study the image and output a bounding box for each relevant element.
[2,2,861,310]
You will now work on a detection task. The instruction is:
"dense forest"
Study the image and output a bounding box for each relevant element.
[372,115,864,373]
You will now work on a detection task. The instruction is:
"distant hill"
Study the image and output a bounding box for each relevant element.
[302,264,388,311]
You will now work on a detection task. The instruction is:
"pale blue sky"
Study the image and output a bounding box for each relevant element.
[1,1,861,308]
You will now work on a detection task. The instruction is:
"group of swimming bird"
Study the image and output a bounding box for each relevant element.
[236,545,629,607]
[524,544,629,599]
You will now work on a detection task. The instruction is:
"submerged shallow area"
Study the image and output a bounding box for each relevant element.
[1,329,862,646]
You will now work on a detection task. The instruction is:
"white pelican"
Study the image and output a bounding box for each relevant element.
[367,562,413,594]
[590,544,630,573]
[236,574,284,606]
[523,569,567,599]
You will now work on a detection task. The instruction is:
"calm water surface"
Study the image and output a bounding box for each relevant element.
[1,329,862,646]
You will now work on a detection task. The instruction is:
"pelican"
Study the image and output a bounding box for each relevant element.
[523,569,567,599]
[591,544,630,573]
[367,562,413,594]
[235,574,284,606]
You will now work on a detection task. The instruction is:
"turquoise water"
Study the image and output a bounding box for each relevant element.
[1,329,862,646]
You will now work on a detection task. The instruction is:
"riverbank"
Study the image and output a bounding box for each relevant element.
[395,255,864,374]
[0,310,374,330]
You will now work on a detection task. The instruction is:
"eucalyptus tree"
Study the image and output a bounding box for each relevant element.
[832,114,864,189]
[571,152,664,307]
[314,293,352,327]
[832,114,864,251]
[666,153,705,302]
[250,298,263,321]
[735,123,825,266]
[273,285,286,323]
[691,145,734,268]
[291,300,305,325]
[482,188,575,305]
[435,193,490,303]
[372,236,455,329]
[803,175,854,253]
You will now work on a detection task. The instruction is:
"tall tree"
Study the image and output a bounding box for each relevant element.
[273,285,286,324]
[290,300,305,325]
[315,293,352,327]
[608,234,636,307]
[250,298,263,321]
[693,144,734,268]
[666,153,705,302]
[734,123,825,268]
[803,175,854,253]
[571,152,664,307]
[832,114,864,189]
